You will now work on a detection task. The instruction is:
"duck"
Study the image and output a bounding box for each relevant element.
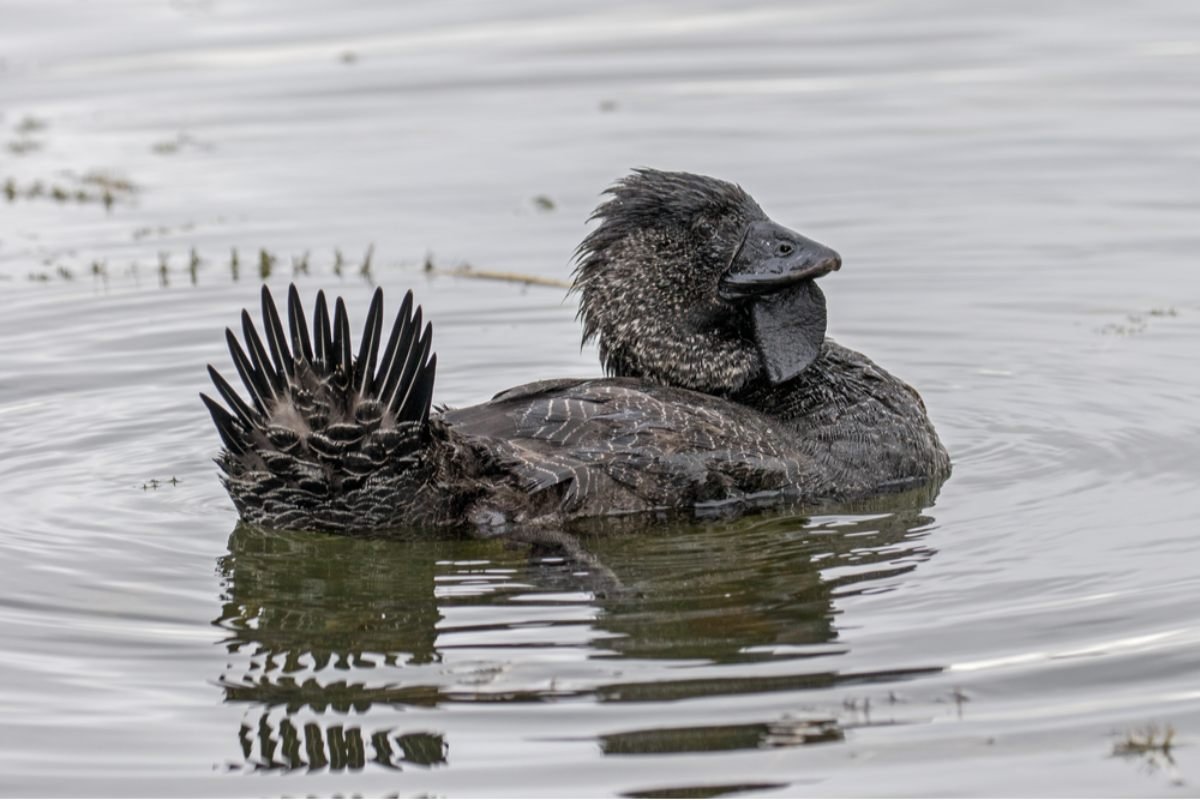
[202,169,950,534]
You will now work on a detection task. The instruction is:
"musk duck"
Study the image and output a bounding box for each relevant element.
[203,169,950,533]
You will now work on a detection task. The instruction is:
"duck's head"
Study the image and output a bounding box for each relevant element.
[573,168,841,394]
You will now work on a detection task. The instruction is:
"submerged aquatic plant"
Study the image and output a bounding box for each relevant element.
[3,170,137,209]
[21,244,559,291]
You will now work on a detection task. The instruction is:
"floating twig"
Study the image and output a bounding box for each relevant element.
[430,262,571,289]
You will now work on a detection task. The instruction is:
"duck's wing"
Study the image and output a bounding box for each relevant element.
[444,379,823,518]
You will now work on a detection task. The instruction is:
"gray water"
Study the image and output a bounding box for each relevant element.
[2,1,1199,796]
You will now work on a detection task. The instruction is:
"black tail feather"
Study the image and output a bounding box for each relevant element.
[313,290,332,371]
[287,284,314,364]
[225,327,270,416]
[378,301,419,405]
[240,309,281,398]
[205,285,439,500]
[373,290,415,397]
[401,352,437,427]
[260,285,294,380]
[391,322,433,418]
[382,309,424,412]
[206,364,258,431]
[353,288,384,396]
[201,392,247,456]
[332,297,353,381]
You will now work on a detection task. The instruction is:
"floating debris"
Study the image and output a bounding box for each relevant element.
[359,243,374,280]
[423,253,570,288]
[1101,315,1149,336]
[188,247,202,284]
[1111,723,1183,785]
[150,132,213,155]
[842,695,872,720]
[1100,306,1181,336]
[19,245,573,290]
[1113,723,1175,758]
[132,221,197,241]
[7,139,42,155]
[152,139,182,155]
[81,170,136,194]
[3,170,137,209]
[951,687,969,715]
[15,116,47,135]
[258,248,276,280]
[292,250,310,275]
[762,716,845,747]
[439,264,570,289]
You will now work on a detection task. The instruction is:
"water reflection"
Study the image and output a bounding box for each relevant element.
[213,489,943,771]
[214,528,450,678]
[234,715,447,773]
[590,498,940,665]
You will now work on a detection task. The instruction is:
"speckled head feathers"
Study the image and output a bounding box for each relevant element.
[571,169,771,394]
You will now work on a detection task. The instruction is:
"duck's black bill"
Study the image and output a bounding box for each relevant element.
[719,220,837,385]
[718,220,841,300]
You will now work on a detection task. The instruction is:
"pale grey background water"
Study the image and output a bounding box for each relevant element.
[1,0,1198,796]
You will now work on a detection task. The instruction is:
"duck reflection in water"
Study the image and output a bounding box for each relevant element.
[212,484,945,772]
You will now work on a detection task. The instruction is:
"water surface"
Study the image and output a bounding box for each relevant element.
[2,1,1199,796]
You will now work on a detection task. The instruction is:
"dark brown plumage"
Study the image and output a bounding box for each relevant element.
[203,170,950,534]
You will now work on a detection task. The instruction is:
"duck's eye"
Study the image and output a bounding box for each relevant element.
[776,242,794,256]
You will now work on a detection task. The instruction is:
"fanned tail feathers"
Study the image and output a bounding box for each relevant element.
[202,284,438,530]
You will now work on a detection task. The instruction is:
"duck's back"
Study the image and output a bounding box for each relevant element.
[439,340,951,529]
[440,377,827,526]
